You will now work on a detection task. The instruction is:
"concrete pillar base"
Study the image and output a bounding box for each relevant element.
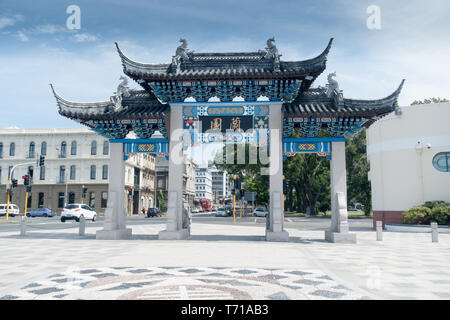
[96,228,132,240]
[265,230,289,242]
[158,228,190,240]
[324,230,357,243]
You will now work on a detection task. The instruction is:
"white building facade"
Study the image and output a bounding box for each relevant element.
[367,103,450,228]
[195,167,212,203]
[210,167,229,204]
[0,128,156,215]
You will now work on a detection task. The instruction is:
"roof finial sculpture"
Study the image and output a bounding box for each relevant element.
[111,76,131,112]
[326,72,339,97]
[259,37,282,72]
[172,38,194,73]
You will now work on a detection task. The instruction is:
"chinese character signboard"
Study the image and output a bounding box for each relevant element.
[183,105,269,147]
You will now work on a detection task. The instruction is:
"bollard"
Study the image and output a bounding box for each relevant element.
[431,222,438,243]
[79,215,85,236]
[376,221,383,241]
[20,216,27,236]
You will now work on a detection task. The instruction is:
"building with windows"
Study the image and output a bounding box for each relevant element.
[155,154,197,209]
[367,102,450,228]
[194,167,213,203]
[0,128,156,215]
[210,167,229,205]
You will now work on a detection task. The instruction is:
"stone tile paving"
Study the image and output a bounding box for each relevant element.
[0,223,449,300]
[0,266,364,300]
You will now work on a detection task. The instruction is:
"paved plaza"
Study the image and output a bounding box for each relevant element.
[0,218,449,300]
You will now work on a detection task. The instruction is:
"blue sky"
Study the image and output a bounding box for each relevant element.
[1,0,449,129]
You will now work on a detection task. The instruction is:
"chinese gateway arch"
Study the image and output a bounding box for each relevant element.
[51,38,404,242]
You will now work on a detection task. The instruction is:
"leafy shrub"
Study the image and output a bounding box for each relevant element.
[423,201,448,210]
[401,206,431,225]
[430,205,450,225]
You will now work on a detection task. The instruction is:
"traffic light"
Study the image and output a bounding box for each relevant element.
[239,189,244,198]
[28,167,34,180]
[82,186,88,198]
[128,189,133,196]
[23,175,30,186]
[39,155,45,167]
[11,179,18,188]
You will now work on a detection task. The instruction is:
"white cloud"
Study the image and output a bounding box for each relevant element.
[16,31,29,42]
[0,14,24,29]
[33,24,67,34]
[72,33,98,42]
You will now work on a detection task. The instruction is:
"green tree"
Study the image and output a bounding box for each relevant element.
[411,97,449,105]
[157,189,166,211]
[346,130,372,215]
[284,153,330,215]
[214,144,270,206]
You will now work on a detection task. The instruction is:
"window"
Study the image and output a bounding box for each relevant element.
[90,165,96,180]
[41,141,47,156]
[38,192,45,208]
[433,152,450,172]
[59,166,66,183]
[103,141,109,155]
[0,143,3,158]
[71,141,77,155]
[60,141,67,158]
[101,192,108,208]
[58,192,65,208]
[89,192,95,208]
[91,141,97,155]
[9,142,15,156]
[40,166,45,180]
[29,142,35,158]
[68,192,75,204]
[70,165,76,180]
[102,165,108,180]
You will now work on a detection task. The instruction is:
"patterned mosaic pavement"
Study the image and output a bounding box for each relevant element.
[0,266,367,300]
[0,221,449,300]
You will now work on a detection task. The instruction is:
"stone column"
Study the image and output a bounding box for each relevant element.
[159,105,190,240]
[325,141,356,243]
[96,142,132,239]
[266,103,289,242]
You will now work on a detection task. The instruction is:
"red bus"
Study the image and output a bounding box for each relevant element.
[200,199,211,212]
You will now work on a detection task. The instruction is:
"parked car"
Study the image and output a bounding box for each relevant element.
[196,206,203,213]
[252,207,268,217]
[347,205,357,211]
[0,204,20,217]
[224,205,233,216]
[191,207,199,213]
[147,208,162,218]
[61,204,97,222]
[27,208,55,217]
[215,207,228,217]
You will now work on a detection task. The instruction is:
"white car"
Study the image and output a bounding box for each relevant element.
[215,207,228,217]
[252,207,268,217]
[191,207,199,213]
[61,204,97,222]
[0,204,20,217]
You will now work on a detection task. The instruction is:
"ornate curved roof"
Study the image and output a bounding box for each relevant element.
[51,84,168,122]
[283,80,405,122]
[115,38,333,82]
